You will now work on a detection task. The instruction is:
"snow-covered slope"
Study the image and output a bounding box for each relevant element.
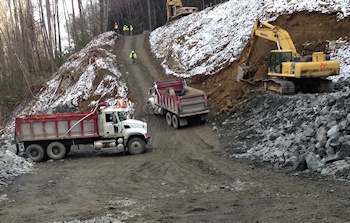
[150,0,350,79]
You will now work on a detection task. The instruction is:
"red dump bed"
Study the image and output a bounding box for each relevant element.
[155,79,209,117]
[15,111,99,142]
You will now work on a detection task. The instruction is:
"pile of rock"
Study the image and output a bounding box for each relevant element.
[215,78,350,180]
[0,134,32,190]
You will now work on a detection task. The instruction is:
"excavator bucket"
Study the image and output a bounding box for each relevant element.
[237,64,249,82]
[236,20,260,82]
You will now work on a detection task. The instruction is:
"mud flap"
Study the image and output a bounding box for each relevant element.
[179,117,188,127]
[17,143,25,157]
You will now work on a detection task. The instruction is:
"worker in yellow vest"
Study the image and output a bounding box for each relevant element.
[123,25,128,35]
[125,25,129,35]
[129,25,134,35]
[130,50,137,64]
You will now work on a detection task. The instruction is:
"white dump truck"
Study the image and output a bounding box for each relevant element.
[15,102,151,162]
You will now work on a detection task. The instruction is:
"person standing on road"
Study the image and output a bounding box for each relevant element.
[113,22,119,35]
[130,50,137,64]
[123,25,128,35]
[125,25,129,35]
[129,25,134,35]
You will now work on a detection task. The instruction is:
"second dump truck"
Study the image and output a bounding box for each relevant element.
[147,79,209,129]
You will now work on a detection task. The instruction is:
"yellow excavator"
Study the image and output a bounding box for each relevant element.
[166,0,198,22]
[238,20,340,94]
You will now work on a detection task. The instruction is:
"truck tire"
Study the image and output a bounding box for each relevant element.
[128,137,146,155]
[166,112,172,126]
[25,144,45,162]
[147,105,154,114]
[46,142,66,160]
[172,114,179,129]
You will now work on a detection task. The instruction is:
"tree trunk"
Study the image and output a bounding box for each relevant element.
[45,0,56,72]
[147,0,152,31]
[71,0,77,50]
[55,0,62,55]
[99,0,105,33]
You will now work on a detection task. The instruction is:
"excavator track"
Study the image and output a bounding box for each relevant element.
[294,78,334,93]
[263,78,295,95]
[313,79,334,93]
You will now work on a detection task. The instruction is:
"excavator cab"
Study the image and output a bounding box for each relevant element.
[268,50,293,74]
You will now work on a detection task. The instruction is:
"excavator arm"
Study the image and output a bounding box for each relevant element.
[252,21,299,57]
[239,20,299,80]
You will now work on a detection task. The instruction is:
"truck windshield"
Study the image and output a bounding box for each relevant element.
[117,111,126,121]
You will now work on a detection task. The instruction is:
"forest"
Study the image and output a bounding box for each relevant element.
[0,0,226,127]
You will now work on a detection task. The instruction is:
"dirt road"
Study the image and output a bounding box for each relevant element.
[0,34,349,223]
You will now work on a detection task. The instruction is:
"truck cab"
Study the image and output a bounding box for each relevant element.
[99,106,127,137]
[97,105,149,151]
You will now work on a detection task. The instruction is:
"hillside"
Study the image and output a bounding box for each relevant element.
[190,12,350,113]
[0,0,350,222]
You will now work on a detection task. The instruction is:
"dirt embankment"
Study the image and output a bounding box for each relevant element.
[0,24,349,223]
[189,12,350,114]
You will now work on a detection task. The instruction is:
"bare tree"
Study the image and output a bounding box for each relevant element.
[55,0,62,55]
[71,0,77,50]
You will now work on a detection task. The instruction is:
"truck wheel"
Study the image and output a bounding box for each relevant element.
[46,142,66,160]
[172,114,179,129]
[166,112,172,126]
[147,105,154,114]
[128,137,146,155]
[25,144,45,162]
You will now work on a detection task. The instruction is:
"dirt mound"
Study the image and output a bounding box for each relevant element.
[189,12,350,114]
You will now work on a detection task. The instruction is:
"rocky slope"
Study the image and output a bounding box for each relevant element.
[213,78,350,180]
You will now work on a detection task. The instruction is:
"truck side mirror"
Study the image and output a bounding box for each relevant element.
[148,87,155,95]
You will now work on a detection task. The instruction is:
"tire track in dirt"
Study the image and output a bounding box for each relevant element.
[113,34,350,223]
[115,34,221,184]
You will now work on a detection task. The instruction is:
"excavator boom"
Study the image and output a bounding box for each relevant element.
[253,21,298,57]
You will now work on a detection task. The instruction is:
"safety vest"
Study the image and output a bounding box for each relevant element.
[130,52,137,58]
[130,26,133,31]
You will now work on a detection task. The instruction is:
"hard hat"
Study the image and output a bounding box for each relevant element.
[132,50,134,53]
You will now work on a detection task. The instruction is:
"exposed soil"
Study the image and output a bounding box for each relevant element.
[0,12,350,223]
[190,12,350,113]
